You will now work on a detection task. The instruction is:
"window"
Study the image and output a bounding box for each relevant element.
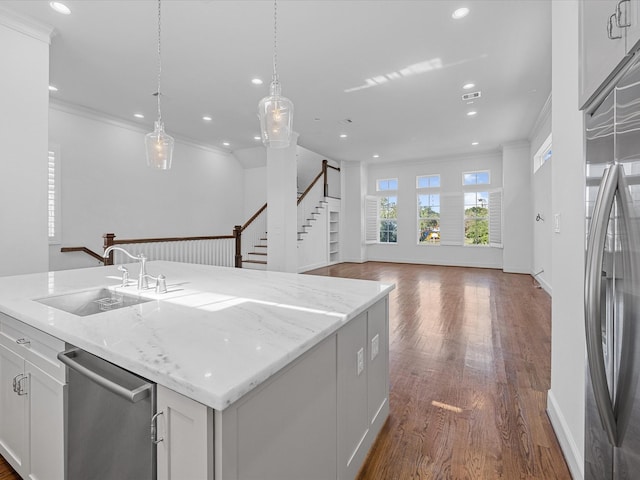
[48,145,61,244]
[416,174,440,189]
[376,178,397,243]
[377,178,398,191]
[463,170,490,186]
[416,175,440,245]
[464,191,489,245]
[534,134,552,173]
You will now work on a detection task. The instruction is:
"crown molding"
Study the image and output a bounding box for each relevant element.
[49,99,230,156]
[0,6,54,44]
[529,92,552,141]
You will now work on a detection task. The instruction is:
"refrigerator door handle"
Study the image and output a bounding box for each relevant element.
[585,162,620,447]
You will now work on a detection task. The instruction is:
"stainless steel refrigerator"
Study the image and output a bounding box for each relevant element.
[585,53,640,479]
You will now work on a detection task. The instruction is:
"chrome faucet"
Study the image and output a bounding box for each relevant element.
[103,246,151,290]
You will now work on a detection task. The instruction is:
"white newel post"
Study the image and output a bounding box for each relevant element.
[266,133,299,272]
[0,10,52,276]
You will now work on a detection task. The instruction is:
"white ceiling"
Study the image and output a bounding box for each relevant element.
[1,0,551,164]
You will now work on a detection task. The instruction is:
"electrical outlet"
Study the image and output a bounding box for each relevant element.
[357,348,364,376]
[371,334,379,361]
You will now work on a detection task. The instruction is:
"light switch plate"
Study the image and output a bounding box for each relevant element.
[357,348,364,376]
[371,334,379,361]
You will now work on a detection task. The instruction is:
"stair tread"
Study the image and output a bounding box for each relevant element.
[248,252,267,256]
[243,259,267,265]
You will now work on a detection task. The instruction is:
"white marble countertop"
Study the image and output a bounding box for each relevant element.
[0,261,393,410]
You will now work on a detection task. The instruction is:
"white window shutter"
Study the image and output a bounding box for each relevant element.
[489,189,503,248]
[365,195,379,244]
[439,192,463,246]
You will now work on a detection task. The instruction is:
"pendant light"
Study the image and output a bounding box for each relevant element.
[258,0,294,149]
[145,0,174,169]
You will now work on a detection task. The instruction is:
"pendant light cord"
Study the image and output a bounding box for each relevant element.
[272,0,278,82]
[156,0,163,122]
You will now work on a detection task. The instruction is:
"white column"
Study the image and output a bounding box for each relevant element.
[341,161,368,263]
[502,141,532,273]
[0,10,52,275]
[266,133,299,272]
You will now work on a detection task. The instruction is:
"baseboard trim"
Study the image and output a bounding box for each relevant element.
[547,389,583,480]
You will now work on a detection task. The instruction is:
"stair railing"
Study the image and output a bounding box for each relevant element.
[61,160,340,269]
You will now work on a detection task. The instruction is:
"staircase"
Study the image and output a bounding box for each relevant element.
[241,199,329,270]
[297,200,328,241]
[242,235,268,270]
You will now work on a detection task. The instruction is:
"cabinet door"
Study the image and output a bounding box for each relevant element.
[156,385,212,480]
[367,298,389,428]
[337,311,369,480]
[25,361,65,480]
[580,0,629,108]
[0,343,27,473]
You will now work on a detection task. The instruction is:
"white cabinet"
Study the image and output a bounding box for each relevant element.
[580,0,640,108]
[0,313,66,480]
[215,297,389,480]
[156,384,213,480]
[0,343,27,472]
[337,297,389,480]
[337,311,369,480]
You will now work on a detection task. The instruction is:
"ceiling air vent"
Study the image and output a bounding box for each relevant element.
[462,91,481,101]
[338,118,353,125]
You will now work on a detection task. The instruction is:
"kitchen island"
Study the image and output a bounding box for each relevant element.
[0,261,393,480]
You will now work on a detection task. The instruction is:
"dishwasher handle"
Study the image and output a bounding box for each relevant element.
[58,348,152,403]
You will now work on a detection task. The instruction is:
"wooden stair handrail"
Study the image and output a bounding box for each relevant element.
[110,234,234,245]
[63,160,341,269]
[241,203,268,232]
[60,246,105,263]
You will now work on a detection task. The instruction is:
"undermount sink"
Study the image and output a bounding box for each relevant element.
[36,288,152,317]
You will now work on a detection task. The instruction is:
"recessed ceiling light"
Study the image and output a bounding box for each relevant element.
[372,154,380,158]
[222,142,230,147]
[463,83,475,90]
[452,7,469,19]
[251,78,263,85]
[254,136,261,141]
[48,85,58,92]
[202,116,212,121]
[134,113,145,119]
[49,2,71,15]
[339,134,348,138]
[472,142,479,146]
[467,111,477,116]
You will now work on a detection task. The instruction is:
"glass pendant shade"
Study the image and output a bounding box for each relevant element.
[258,80,294,149]
[145,120,174,170]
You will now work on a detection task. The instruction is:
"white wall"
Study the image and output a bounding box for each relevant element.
[48,104,245,271]
[502,142,533,274]
[530,98,553,294]
[243,166,267,221]
[548,1,586,478]
[0,16,51,276]
[366,153,504,269]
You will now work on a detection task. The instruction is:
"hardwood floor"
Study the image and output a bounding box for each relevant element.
[307,262,571,480]
[0,262,571,480]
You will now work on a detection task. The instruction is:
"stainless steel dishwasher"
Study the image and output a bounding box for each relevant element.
[58,347,157,480]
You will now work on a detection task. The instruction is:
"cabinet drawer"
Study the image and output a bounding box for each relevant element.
[0,313,66,383]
